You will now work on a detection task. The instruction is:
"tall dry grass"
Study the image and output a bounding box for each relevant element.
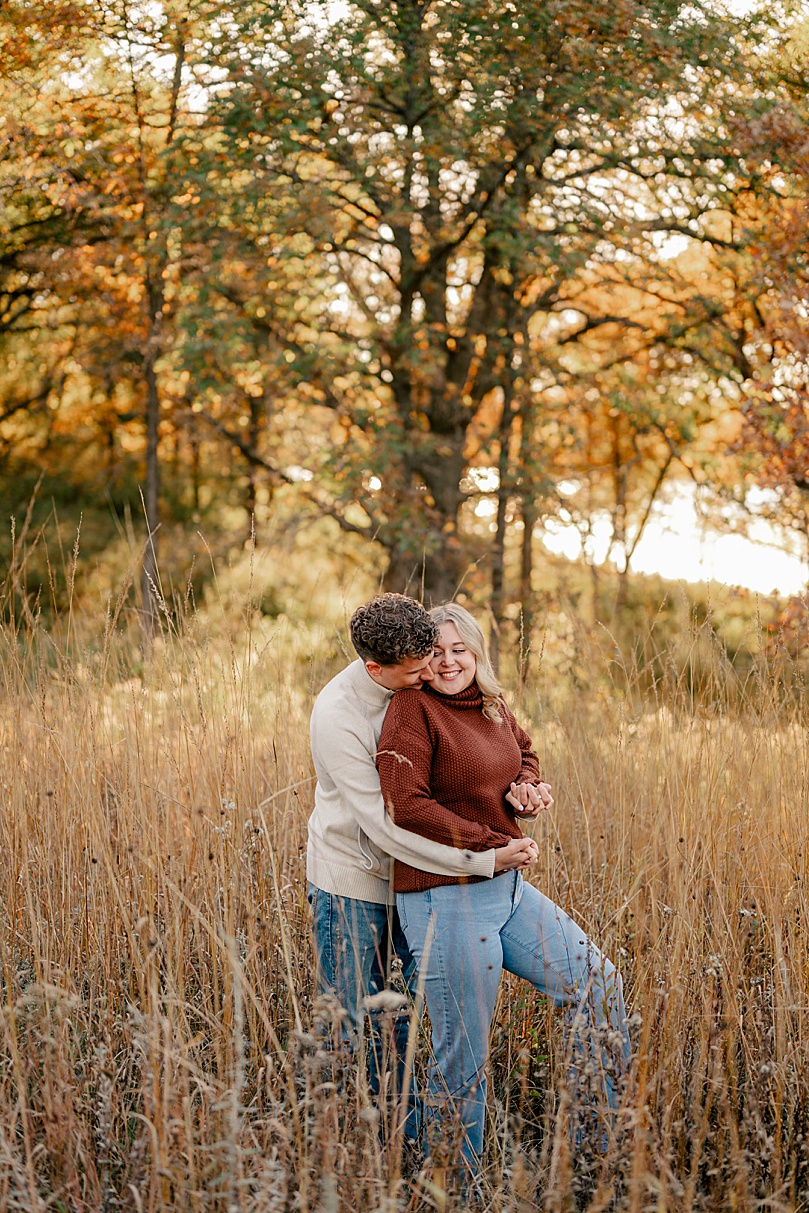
[1,573,809,1212]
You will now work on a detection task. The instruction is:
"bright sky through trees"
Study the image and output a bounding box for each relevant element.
[543,483,809,594]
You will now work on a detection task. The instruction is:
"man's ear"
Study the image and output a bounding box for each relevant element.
[365,660,383,676]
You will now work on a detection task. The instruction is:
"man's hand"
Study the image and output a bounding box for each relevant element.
[494,836,539,873]
[506,781,554,817]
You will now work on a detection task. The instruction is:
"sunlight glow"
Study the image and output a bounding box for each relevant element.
[541,484,808,596]
[466,466,499,493]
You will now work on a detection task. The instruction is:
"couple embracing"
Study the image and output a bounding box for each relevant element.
[307,593,629,1182]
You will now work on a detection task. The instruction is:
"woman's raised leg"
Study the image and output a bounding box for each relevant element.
[499,877,630,1134]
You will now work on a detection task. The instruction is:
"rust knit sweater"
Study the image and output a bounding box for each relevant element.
[376,681,541,893]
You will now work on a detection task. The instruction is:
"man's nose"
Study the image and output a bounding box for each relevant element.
[419,665,435,682]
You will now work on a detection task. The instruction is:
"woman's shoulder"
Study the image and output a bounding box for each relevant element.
[498,696,535,740]
[384,687,433,724]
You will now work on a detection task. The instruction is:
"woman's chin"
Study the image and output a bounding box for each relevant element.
[433,675,468,695]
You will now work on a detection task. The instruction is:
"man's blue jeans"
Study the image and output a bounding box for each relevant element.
[308,884,419,1140]
[396,872,630,1174]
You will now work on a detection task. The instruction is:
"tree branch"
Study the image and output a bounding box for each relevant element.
[205,415,376,540]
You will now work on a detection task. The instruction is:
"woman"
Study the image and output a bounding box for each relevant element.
[376,602,630,1177]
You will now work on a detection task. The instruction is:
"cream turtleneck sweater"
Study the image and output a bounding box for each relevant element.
[307,660,496,904]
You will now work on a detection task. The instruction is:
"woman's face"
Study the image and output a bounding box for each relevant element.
[429,621,477,695]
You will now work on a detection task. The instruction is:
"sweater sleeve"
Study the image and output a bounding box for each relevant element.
[377,708,515,852]
[310,710,496,879]
[501,700,541,785]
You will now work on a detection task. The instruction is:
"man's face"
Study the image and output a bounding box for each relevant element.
[365,653,435,690]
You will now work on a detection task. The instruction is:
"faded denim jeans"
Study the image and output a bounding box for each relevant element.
[396,871,630,1175]
[308,884,419,1140]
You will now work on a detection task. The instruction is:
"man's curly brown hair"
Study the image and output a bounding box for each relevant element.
[350,594,438,666]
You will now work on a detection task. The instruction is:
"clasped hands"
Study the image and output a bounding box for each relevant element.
[506,780,554,816]
[494,781,554,874]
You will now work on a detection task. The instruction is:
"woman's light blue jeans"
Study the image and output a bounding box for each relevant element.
[396,872,630,1173]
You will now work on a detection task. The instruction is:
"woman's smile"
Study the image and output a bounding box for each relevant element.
[429,621,477,694]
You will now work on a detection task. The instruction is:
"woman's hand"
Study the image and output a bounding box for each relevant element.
[493,836,539,873]
[506,781,554,817]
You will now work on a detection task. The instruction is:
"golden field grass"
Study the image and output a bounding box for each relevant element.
[1,582,809,1213]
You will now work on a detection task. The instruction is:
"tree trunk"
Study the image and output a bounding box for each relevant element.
[190,425,200,513]
[613,453,673,620]
[515,383,540,684]
[590,556,600,626]
[490,445,513,674]
[614,565,630,617]
[382,539,468,603]
[136,29,184,650]
[245,393,261,543]
[518,496,537,685]
[140,287,162,647]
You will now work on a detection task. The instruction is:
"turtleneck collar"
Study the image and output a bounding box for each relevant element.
[351,658,395,705]
[424,680,483,708]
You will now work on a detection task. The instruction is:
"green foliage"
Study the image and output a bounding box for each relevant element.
[0,0,805,629]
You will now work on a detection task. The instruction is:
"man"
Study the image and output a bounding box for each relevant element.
[307,593,537,1133]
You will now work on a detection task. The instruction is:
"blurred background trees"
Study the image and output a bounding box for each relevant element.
[1,0,807,654]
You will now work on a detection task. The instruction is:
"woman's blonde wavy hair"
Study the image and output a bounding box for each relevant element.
[429,602,504,723]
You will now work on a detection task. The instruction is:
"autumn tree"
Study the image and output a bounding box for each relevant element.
[0,4,101,475]
[0,0,253,636]
[724,21,809,572]
[3,0,793,643]
[207,0,758,605]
